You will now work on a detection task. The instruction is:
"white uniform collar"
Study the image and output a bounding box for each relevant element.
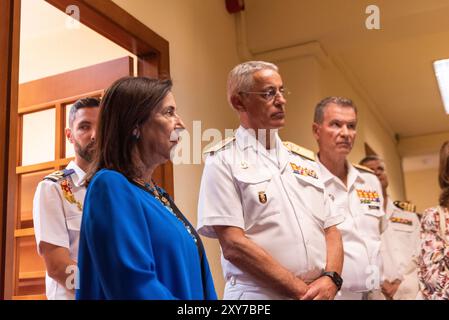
[315,155,333,183]
[66,161,87,187]
[316,155,365,189]
[235,126,277,151]
[235,126,289,170]
[277,140,291,172]
[347,162,365,188]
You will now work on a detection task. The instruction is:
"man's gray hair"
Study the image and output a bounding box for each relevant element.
[313,96,357,124]
[227,61,279,107]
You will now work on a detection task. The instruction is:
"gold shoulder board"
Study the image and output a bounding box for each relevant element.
[353,163,375,174]
[43,169,75,182]
[203,136,236,154]
[393,200,417,213]
[283,141,315,161]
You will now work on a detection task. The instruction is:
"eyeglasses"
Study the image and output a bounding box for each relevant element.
[239,87,291,101]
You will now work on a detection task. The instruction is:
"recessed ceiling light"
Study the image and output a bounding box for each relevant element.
[433,59,449,114]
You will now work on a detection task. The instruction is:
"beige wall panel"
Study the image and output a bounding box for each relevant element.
[399,132,449,157]
[404,168,440,213]
[276,57,322,151]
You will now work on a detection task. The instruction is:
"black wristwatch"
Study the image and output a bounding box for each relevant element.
[321,271,343,291]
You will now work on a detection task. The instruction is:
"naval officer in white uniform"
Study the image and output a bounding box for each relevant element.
[197,61,344,300]
[312,96,386,300]
[360,155,420,300]
[33,98,99,299]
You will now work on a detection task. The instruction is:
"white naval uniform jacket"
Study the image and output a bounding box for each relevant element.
[380,198,420,299]
[33,161,86,300]
[197,126,344,299]
[316,158,385,298]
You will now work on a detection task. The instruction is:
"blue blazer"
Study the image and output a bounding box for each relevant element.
[76,169,217,300]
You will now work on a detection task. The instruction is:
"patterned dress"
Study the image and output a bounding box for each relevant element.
[418,206,449,299]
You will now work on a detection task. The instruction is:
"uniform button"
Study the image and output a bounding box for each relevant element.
[231,276,236,286]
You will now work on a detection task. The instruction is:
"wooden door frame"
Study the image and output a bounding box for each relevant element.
[1,0,172,299]
[1,0,21,301]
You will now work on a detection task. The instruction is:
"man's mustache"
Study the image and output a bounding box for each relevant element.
[85,141,96,149]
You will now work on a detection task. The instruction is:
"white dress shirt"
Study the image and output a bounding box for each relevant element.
[316,158,385,299]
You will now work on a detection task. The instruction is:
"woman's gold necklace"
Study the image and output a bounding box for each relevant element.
[133,178,197,243]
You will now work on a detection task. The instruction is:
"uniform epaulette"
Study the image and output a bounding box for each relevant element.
[203,136,236,154]
[353,163,375,174]
[283,141,315,161]
[394,200,417,213]
[44,169,75,182]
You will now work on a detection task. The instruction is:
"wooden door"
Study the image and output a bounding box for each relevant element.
[11,56,134,299]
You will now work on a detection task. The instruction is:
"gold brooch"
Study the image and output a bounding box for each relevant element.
[258,191,267,204]
[60,180,83,211]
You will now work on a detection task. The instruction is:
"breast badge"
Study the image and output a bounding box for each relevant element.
[290,163,318,179]
[240,161,249,169]
[390,216,413,226]
[356,189,380,209]
[61,179,83,211]
[258,191,267,204]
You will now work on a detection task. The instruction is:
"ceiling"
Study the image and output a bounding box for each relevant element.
[245,0,449,138]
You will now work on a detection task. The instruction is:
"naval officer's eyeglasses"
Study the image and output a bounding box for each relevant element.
[239,87,291,101]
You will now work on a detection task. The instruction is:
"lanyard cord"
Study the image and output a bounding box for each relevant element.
[163,192,208,299]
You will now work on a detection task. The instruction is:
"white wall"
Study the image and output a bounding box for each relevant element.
[276,56,321,151]
[399,132,448,212]
[399,132,449,157]
[404,168,440,213]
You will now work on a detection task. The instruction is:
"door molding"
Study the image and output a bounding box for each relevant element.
[1,0,21,300]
